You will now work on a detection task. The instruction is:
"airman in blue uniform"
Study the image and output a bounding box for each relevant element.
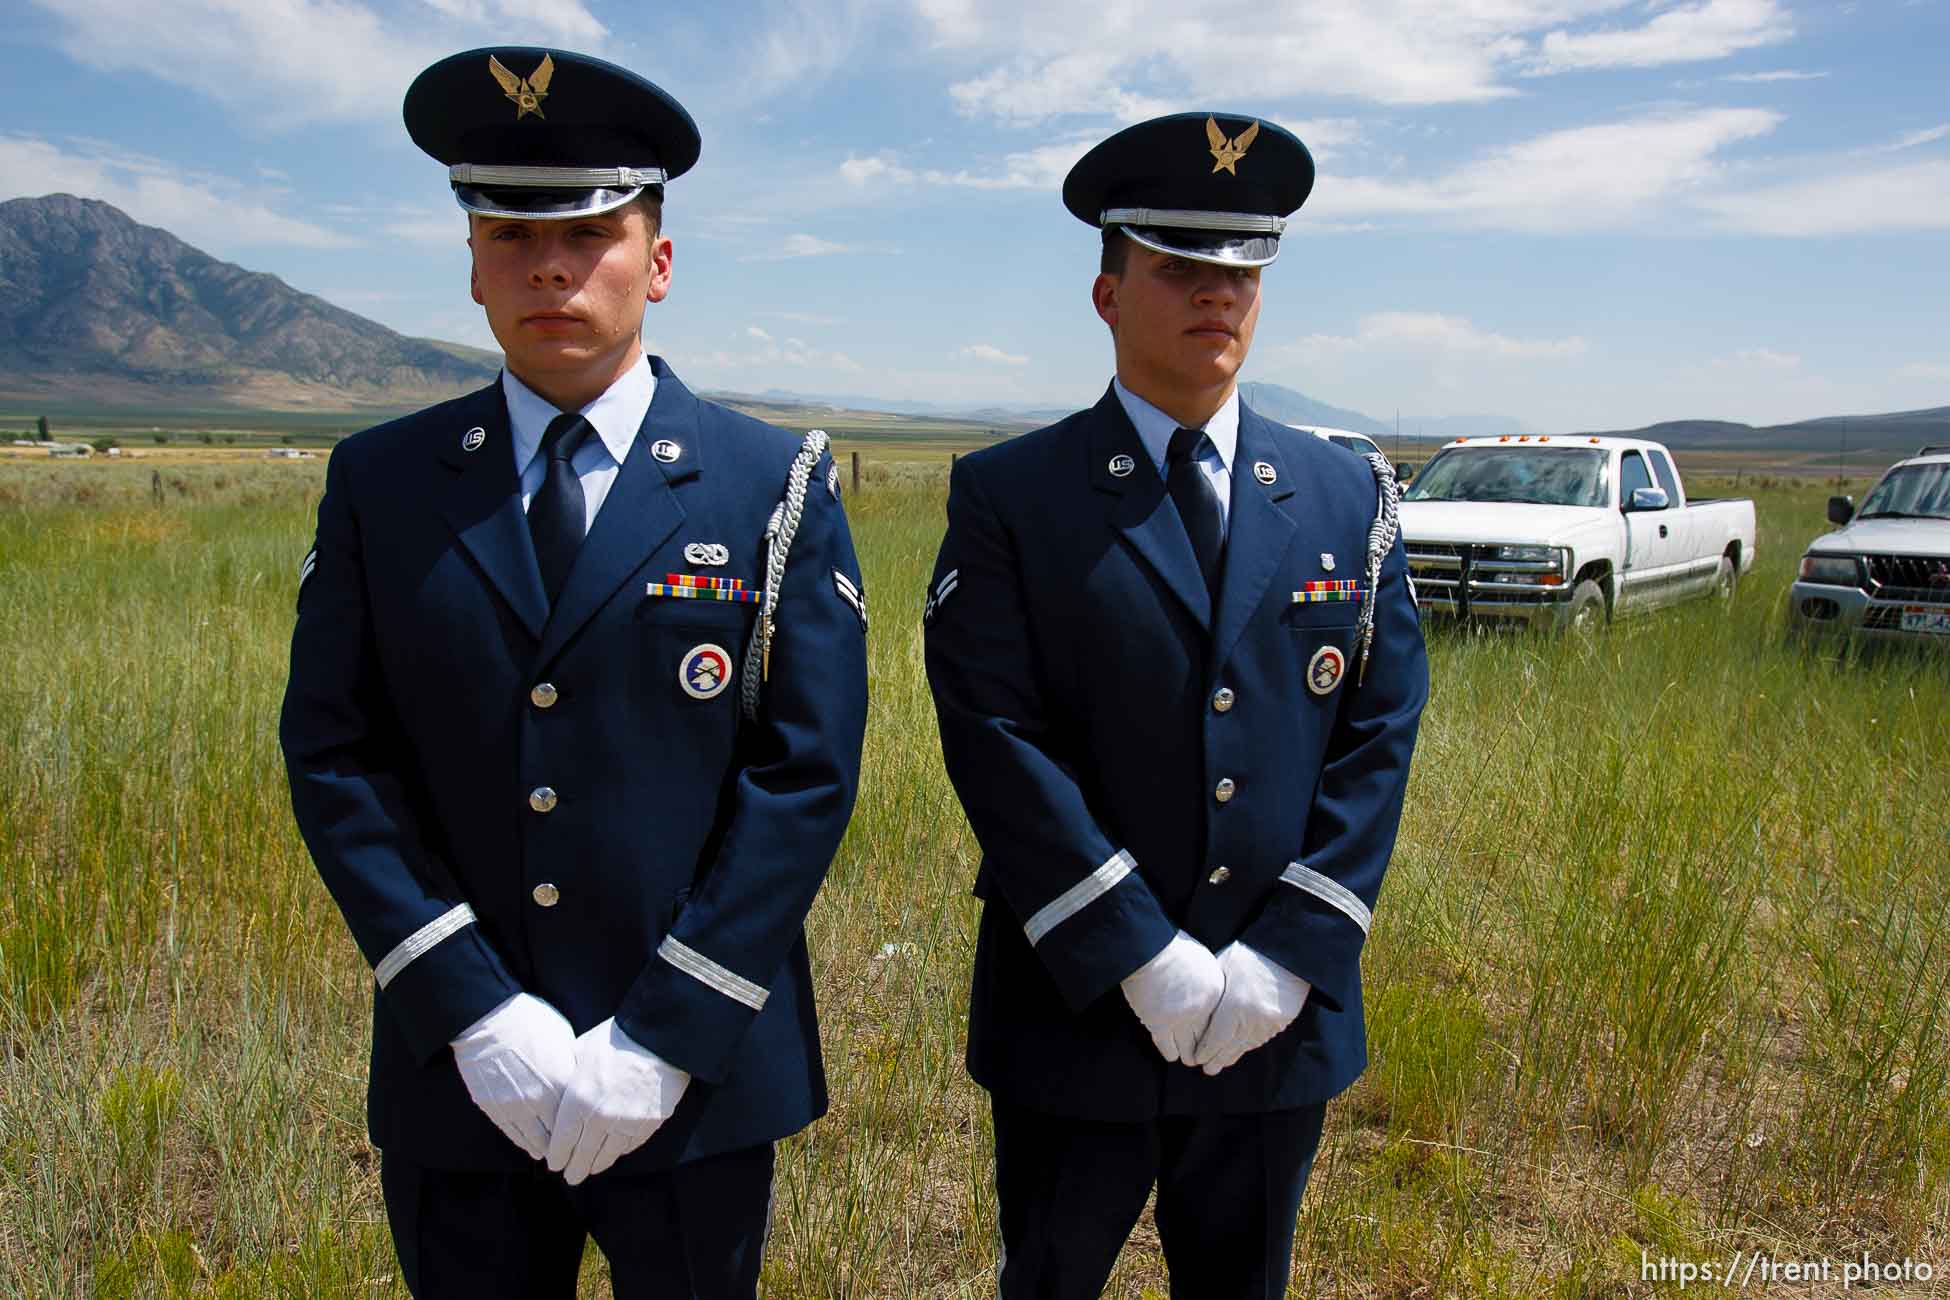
[279,46,867,1299]
[924,113,1428,1298]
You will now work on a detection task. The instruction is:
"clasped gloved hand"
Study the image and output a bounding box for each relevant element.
[546,1018,692,1186]
[1190,942,1310,1076]
[449,992,579,1160]
[1119,930,1227,1064]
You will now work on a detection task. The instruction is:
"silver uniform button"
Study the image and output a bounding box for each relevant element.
[529,786,558,813]
[532,882,560,908]
[530,682,558,709]
[1212,687,1236,713]
[1214,778,1236,804]
[1208,866,1232,885]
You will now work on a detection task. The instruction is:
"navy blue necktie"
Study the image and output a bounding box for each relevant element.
[528,413,593,605]
[1167,427,1223,593]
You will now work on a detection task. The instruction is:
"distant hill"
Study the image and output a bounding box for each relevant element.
[0,194,498,410]
[1578,406,1950,456]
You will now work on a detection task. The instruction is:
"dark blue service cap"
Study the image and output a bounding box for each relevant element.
[404,47,700,219]
[1063,112,1314,267]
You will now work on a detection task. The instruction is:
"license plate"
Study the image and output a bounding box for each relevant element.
[1899,605,1950,635]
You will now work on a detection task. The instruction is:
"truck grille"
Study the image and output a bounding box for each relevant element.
[1405,542,1464,600]
[1866,554,1950,603]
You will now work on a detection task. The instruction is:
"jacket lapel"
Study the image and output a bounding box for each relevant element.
[437,384,549,642]
[1210,406,1299,670]
[1087,386,1212,631]
[534,358,697,670]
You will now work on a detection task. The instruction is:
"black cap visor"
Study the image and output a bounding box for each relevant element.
[454,183,644,219]
[1120,224,1281,268]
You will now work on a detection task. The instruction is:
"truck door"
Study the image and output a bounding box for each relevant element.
[1648,448,1707,596]
[1618,450,1671,612]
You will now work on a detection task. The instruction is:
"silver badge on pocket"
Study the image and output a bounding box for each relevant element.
[684,542,729,567]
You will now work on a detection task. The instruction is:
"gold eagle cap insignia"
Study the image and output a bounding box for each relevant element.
[1206,116,1259,175]
[488,53,554,120]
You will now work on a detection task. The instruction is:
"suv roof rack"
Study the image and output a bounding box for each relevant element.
[1918,444,1950,457]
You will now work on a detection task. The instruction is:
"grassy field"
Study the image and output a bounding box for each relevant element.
[1,455,1946,1298]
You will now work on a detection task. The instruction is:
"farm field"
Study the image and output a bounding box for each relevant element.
[1,454,1946,1298]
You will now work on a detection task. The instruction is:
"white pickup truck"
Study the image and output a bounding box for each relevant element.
[1396,435,1757,630]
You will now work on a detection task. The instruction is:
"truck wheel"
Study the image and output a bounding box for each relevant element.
[1712,555,1737,602]
[1567,580,1606,634]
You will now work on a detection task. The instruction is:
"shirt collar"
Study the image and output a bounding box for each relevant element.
[1112,377,1239,475]
[503,352,657,475]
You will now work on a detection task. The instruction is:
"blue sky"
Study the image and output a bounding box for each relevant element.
[3,0,1946,432]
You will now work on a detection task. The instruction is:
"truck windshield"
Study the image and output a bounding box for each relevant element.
[1401,448,1609,508]
[1858,464,1950,521]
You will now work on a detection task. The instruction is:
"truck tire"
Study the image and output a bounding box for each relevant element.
[1712,555,1736,602]
[1567,579,1606,634]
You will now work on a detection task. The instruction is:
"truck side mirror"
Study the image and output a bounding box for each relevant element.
[1625,486,1669,513]
[1394,462,1416,482]
[1827,495,1855,526]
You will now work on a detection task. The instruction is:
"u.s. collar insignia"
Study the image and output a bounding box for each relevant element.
[1321,552,1337,572]
[1108,453,1135,478]
[679,643,732,700]
[1253,460,1276,485]
[1206,117,1260,175]
[488,53,554,120]
[1307,644,1345,696]
[651,439,681,463]
[683,542,729,567]
[461,426,486,452]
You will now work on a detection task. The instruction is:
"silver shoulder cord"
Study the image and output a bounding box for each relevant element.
[740,429,830,722]
[1355,451,1401,687]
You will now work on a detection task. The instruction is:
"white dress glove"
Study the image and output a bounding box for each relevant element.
[449,992,579,1160]
[1119,930,1227,1064]
[1190,942,1311,1076]
[546,1017,692,1186]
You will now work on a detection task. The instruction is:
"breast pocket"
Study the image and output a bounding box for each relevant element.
[638,595,758,704]
[1283,600,1360,703]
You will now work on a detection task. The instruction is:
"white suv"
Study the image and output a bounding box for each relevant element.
[1789,445,1950,643]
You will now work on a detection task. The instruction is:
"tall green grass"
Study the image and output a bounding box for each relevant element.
[1,464,1944,1297]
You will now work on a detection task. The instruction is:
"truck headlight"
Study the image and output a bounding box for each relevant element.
[1489,545,1559,563]
[1797,553,1863,587]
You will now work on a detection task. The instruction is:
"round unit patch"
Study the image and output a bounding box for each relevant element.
[680,644,732,700]
[461,426,486,452]
[1306,644,1346,696]
[1108,453,1135,478]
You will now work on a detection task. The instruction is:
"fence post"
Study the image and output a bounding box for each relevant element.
[851,451,860,493]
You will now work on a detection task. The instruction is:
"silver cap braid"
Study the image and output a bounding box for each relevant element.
[1355,451,1401,687]
[740,429,830,723]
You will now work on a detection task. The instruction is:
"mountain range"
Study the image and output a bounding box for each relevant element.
[0,194,497,409]
[0,194,1939,453]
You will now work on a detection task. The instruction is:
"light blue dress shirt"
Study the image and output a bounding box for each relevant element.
[504,352,658,534]
[1112,378,1239,539]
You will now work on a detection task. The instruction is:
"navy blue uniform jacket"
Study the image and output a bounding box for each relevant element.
[280,359,867,1172]
[924,388,1427,1120]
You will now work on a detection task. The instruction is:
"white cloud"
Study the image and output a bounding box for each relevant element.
[27,0,605,127]
[1531,0,1793,73]
[1897,362,1950,382]
[1721,68,1828,83]
[839,154,916,187]
[737,232,873,262]
[925,138,1098,191]
[747,325,774,341]
[1314,108,1782,232]
[912,1,1800,120]
[1875,124,1950,154]
[760,311,845,325]
[0,134,355,250]
[1698,160,1950,235]
[695,329,864,374]
[1285,313,1589,362]
[960,343,1029,365]
[1713,347,1801,369]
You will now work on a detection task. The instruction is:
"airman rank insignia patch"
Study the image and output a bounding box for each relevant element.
[923,568,959,623]
[1307,644,1345,696]
[648,574,758,603]
[832,570,867,633]
[679,643,732,700]
[299,547,317,590]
